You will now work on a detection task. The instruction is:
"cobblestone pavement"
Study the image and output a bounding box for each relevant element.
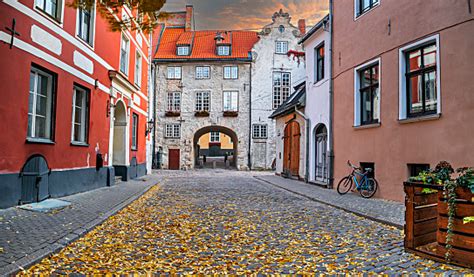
[255,175,405,228]
[24,170,472,275]
[0,176,160,276]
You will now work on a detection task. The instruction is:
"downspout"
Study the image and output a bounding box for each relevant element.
[328,0,335,189]
[295,107,310,183]
[248,60,252,170]
[151,63,157,169]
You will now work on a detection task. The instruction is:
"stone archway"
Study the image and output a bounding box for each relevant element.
[113,100,128,173]
[193,126,238,169]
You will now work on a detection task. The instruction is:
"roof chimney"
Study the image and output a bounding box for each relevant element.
[298,19,306,35]
[185,5,194,32]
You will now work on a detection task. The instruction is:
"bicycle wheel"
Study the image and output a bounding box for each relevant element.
[360,178,378,198]
[337,176,353,195]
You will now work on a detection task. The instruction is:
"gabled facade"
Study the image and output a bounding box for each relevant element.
[0,0,151,208]
[251,9,306,170]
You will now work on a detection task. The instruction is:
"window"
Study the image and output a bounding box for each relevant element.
[134,51,142,87]
[35,0,62,22]
[358,63,380,125]
[177,46,190,56]
[28,66,56,141]
[405,44,438,117]
[217,45,230,56]
[272,72,291,109]
[360,162,375,178]
[165,124,181,138]
[167,92,181,112]
[275,41,288,54]
[315,43,325,82]
[252,124,268,139]
[408,164,430,178]
[223,91,238,112]
[167,66,182,79]
[195,91,210,112]
[196,66,210,79]
[223,66,238,79]
[120,34,130,75]
[77,3,94,45]
[356,0,379,17]
[210,131,220,142]
[71,85,90,143]
[278,25,285,33]
[131,113,138,150]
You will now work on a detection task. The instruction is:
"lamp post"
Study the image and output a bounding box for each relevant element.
[145,119,155,136]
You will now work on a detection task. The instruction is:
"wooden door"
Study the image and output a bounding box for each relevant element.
[21,156,50,204]
[283,121,300,177]
[168,149,180,170]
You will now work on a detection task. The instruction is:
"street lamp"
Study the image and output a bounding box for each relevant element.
[145,119,155,136]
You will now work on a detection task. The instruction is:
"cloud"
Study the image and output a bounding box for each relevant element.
[161,0,328,30]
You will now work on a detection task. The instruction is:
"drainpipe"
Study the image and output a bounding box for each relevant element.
[248,60,252,170]
[328,0,335,189]
[295,107,310,183]
[151,63,157,169]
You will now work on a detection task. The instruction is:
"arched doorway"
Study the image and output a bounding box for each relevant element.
[113,101,127,172]
[20,155,50,204]
[314,124,328,182]
[283,121,300,177]
[193,126,238,169]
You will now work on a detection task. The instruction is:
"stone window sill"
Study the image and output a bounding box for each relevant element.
[398,113,441,124]
[26,138,55,145]
[71,141,89,147]
[353,122,381,130]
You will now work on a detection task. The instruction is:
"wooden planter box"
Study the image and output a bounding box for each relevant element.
[223,111,238,117]
[195,111,210,117]
[437,187,474,266]
[165,111,181,117]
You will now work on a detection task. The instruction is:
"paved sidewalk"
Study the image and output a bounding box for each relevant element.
[254,175,404,228]
[0,175,160,276]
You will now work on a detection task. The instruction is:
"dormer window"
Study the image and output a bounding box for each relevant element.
[177,46,190,56]
[217,45,230,56]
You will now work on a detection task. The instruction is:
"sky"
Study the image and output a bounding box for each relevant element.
[161,0,329,31]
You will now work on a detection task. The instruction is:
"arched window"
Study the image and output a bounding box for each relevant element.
[314,124,328,182]
[278,25,285,33]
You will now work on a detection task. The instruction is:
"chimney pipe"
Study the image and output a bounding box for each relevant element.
[298,19,306,35]
[185,5,194,31]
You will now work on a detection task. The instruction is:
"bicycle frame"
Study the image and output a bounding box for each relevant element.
[351,169,369,190]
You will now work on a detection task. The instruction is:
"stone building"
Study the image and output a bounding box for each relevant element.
[250,10,306,170]
[152,6,258,170]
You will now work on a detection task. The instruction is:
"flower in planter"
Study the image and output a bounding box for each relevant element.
[463,216,474,224]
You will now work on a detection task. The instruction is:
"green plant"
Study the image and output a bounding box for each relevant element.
[408,170,442,185]
[434,161,454,183]
[456,167,474,193]
[463,216,474,224]
[443,180,458,261]
[421,188,438,194]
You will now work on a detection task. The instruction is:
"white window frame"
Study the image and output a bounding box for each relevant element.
[35,0,64,23]
[272,72,291,109]
[223,90,238,112]
[76,1,95,47]
[167,92,181,112]
[134,50,142,87]
[71,85,89,143]
[196,66,210,79]
[28,67,55,141]
[353,57,381,127]
[217,45,230,56]
[131,113,138,150]
[275,41,288,54]
[398,34,441,120]
[167,66,182,80]
[165,124,181,138]
[223,66,238,79]
[252,124,268,139]
[120,34,130,75]
[210,131,220,142]
[354,0,380,20]
[177,46,190,56]
[195,91,210,112]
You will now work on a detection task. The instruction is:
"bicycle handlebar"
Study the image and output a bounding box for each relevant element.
[347,160,361,170]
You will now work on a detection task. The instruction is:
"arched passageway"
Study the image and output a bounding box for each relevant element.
[193,126,238,169]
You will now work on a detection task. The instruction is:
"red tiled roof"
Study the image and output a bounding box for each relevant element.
[154,28,259,60]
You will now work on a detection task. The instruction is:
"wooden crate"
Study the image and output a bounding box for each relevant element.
[404,182,443,249]
[437,187,474,267]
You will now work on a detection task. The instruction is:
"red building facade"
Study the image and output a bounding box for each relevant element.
[0,0,151,208]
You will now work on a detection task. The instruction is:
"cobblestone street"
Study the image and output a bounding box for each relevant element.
[19,170,471,274]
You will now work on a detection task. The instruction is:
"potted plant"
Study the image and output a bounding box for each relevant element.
[165,111,181,117]
[223,111,238,117]
[195,110,210,117]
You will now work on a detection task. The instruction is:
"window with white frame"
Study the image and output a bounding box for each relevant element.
[223,91,238,112]
[177,46,190,56]
[355,0,379,17]
[35,0,62,22]
[134,51,142,87]
[120,34,130,75]
[272,72,291,109]
[196,66,210,79]
[223,66,238,79]
[210,131,220,142]
[28,66,55,140]
[131,113,138,150]
[77,2,94,45]
[71,85,90,143]
[165,124,180,138]
[252,124,268,139]
[195,91,210,112]
[217,45,230,56]
[167,92,181,112]
[354,59,380,126]
[275,41,288,54]
[167,66,182,79]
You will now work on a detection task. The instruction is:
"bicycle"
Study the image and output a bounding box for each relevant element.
[337,160,379,198]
